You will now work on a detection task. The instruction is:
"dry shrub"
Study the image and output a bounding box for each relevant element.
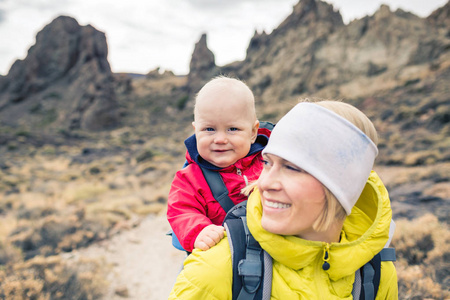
[63,182,109,204]
[9,209,107,260]
[396,264,446,300]
[404,150,440,166]
[0,241,22,265]
[0,255,108,300]
[392,213,450,299]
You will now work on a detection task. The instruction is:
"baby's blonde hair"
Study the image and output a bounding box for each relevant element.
[193,75,256,121]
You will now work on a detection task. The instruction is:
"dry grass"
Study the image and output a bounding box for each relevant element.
[0,127,186,299]
[0,255,109,300]
[393,214,450,299]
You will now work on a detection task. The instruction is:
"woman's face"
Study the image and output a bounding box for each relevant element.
[258,153,326,240]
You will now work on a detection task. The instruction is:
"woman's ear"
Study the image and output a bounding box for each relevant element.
[251,120,260,143]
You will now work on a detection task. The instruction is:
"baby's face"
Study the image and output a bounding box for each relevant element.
[193,93,258,168]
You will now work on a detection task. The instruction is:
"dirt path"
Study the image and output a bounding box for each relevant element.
[73,211,186,299]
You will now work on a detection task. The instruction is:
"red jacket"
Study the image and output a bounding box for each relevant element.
[167,128,270,252]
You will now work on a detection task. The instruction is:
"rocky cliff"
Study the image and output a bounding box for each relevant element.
[191,0,450,169]
[0,16,120,131]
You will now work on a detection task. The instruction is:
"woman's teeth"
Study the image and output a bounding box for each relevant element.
[265,200,291,209]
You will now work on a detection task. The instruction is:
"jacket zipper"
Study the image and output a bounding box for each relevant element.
[315,243,330,299]
[236,168,249,186]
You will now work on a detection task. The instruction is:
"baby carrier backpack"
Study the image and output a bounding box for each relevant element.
[173,163,396,300]
[223,201,396,300]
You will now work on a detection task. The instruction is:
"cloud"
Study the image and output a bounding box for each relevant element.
[186,0,293,10]
[0,0,298,75]
[0,0,447,76]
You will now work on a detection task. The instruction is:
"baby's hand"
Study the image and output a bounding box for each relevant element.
[194,224,225,251]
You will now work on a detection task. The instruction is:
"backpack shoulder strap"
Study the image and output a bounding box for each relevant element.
[259,121,275,131]
[353,248,396,300]
[200,166,235,213]
[224,203,272,300]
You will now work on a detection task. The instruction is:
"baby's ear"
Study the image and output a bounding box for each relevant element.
[192,121,196,130]
[251,120,260,143]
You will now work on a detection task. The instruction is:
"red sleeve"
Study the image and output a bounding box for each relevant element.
[167,165,213,252]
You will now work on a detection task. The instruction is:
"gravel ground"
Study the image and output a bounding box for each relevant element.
[73,212,186,299]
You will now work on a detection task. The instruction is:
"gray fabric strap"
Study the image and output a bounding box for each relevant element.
[261,251,273,300]
[236,217,262,300]
[379,248,396,261]
[362,262,375,300]
[352,270,362,299]
[201,167,235,212]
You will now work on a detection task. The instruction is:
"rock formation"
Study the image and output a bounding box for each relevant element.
[0,16,120,131]
[225,0,448,105]
[186,33,218,95]
[427,0,450,30]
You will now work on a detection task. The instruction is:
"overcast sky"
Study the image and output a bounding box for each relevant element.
[0,0,447,76]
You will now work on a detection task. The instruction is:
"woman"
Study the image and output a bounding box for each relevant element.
[169,100,398,299]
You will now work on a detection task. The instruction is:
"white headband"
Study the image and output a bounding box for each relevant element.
[262,102,378,215]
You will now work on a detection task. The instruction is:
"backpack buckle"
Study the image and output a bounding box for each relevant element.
[238,256,262,293]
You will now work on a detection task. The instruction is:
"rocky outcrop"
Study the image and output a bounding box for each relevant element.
[231,0,345,102]
[0,16,120,130]
[216,0,449,167]
[186,33,219,94]
[227,0,449,106]
[427,0,450,30]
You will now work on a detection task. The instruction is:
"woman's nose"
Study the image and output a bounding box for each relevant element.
[259,167,281,191]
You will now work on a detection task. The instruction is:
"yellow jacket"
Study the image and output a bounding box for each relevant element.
[169,171,398,299]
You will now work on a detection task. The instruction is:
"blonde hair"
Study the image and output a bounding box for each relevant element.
[193,75,256,121]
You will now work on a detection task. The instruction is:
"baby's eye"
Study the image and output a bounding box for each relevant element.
[228,127,239,132]
[205,128,215,132]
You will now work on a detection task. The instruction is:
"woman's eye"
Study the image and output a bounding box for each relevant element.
[286,165,302,172]
[262,159,273,168]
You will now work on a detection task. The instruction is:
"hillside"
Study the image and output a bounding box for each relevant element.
[0,0,448,298]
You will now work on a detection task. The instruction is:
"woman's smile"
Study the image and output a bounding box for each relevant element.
[264,199,291,209]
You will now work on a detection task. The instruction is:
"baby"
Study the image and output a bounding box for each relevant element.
[167,76,270,252]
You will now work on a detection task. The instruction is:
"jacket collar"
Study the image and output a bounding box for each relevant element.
[247,171,392,281]
[184,130,269,171]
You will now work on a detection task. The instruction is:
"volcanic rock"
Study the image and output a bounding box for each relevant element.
[0,16,120,131]
[186,33,219,95]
